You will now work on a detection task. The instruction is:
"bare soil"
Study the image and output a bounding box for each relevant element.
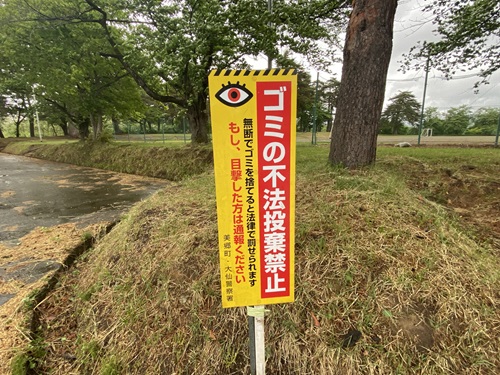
[400,162,500,248]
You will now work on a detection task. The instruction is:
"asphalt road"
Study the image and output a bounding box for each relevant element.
[0,153,166,246]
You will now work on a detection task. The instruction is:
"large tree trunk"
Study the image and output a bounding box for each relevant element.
[329,0,398,168]
[0,127,4,138]
[187,94,209,144]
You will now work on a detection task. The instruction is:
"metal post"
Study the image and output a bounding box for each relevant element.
[495,111,500,147]
[255,308,265,375]
[418,56,430,146]
[312,72,319,145]
[248,306,266,375]
[32,90,43,142]
[248,314,256,375]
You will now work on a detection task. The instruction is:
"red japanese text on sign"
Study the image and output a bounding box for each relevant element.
[257,82,292,299]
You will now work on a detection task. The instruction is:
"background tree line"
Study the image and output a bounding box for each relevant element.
[0,0,348,142]
[379,90,500,136]
[1,0,498,167]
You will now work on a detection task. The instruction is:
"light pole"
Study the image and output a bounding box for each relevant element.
[417,55,430,146]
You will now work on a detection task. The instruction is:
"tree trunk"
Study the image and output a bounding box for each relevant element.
[59,117,69,136]
[77,116,91,140]
[91,114,103,140]
[0,127,4,138]
[29,115,35,137]
[112,116,123,135]
[329,0,398,168]
[15,116,22,137]
[187,94,209,144]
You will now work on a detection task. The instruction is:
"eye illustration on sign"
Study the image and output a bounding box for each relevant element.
[215,82,253,107]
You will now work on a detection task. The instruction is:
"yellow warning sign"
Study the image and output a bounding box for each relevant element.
[209,69,297,308]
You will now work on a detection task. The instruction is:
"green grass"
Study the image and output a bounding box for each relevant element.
[5,140,499,374]
[1,140,213,181]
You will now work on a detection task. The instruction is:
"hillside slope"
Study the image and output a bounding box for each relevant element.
[12,144,498,374]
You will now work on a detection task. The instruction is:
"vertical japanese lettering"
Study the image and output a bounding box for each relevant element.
[257,82,292,298]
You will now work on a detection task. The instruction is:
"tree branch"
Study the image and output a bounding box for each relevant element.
[84,0,187,107]
[44,98,78,123]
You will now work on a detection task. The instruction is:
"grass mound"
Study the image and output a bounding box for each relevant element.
[2,140,213,181]
[22,146,500,374]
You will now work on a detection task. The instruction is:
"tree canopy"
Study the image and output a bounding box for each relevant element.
[406,0,499,86]
[0,0,145,139]
[380,91,421,135]
[0,0,349,142]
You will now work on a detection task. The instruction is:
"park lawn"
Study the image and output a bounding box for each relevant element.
[3,141,499,374]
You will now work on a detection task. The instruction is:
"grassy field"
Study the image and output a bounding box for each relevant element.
[1,140,499,374]
[112,132,499,146]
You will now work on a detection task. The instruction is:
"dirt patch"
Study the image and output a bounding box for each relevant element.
[396,313,434,352]
[387,159,500,249]
[0,222,111,374]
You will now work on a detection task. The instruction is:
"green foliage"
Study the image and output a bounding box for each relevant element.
[275,55,340,133]
[1,0,350,143]
[380,91,421,135]
[443,105,472,135]
[405,0,500,85]
[422,107,445,135]
[466,107,500,135]
[0,0,152,139]
[419,105,499,136]
[11,338,47,374]
[100,355,123,375]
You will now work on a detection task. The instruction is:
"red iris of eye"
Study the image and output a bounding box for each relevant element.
[228,88,241,102]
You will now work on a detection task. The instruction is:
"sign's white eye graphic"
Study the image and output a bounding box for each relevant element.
[215,82,253,107]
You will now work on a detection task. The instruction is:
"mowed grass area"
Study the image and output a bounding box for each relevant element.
[0,139,212,181]
[3,141,499,374]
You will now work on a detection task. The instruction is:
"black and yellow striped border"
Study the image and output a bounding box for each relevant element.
[210,69,297,77]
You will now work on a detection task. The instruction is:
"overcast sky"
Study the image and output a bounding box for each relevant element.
[385,0,500,112]
[311,0,500,113]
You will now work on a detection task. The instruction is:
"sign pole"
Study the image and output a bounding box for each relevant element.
[254,305,266,375]
[248,306,266,375]
[248,310,256,375]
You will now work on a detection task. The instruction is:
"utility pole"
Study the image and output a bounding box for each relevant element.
[417,55,430,146]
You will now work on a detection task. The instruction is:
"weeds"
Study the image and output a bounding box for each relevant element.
[8,143,499,374]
